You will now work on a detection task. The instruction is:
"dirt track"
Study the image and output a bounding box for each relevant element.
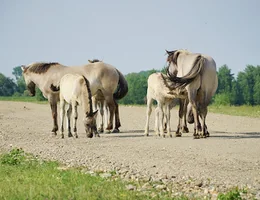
[0,101,260,197]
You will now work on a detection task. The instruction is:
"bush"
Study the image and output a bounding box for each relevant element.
[212,93,231,106]
[0,148,26,165]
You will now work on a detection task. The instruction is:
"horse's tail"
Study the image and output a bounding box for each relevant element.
[113,69,128,100]
[167,55,205,88]
[50,84,60,92]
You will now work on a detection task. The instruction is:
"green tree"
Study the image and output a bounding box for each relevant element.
[0,73,17,96]
[12,66,23,81]
[119,69,157,105]
[217,65,234,94]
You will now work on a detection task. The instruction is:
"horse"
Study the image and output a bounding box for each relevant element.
[144,72,187,137]
[50,74,98,138]
[165,49,218,139]
[21,61,128,135]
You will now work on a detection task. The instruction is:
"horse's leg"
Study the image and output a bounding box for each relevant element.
[66,104,73,137]
[105,95,115,132]
[154,106,160,136]
[158,102,165,137]
[99,101,104,133]
[182,98,189,133]
[188,92,200,139]
[176,99,183,137]
[112,100,120,133]
[165,104,172,137]
[59,99,65,139]
[72,103,78,138]
[144,96,152,136]
[200,106,208,138]
[50,99,58,135]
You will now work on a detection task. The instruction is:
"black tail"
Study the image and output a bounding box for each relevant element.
[50,84,60,92]
[113,69,128,100]
[166,55,205,88]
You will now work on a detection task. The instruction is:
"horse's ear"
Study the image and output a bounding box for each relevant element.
[21,65,26,72]
[165,50,170,55]
[88,59,93,63]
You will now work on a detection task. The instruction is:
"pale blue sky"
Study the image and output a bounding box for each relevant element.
[1,0,259,79]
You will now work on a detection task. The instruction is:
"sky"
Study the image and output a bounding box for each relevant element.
[1,0,259,79]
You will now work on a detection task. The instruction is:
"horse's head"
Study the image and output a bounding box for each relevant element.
[84,110,98,138]
[165,50,180,77]
[21,65,36,96]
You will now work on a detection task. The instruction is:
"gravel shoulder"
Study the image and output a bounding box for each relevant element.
[0,101,260,198]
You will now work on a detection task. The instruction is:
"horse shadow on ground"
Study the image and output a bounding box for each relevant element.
[210,131,260,139]
[103,130,152,138]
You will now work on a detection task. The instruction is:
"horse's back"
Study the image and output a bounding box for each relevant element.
[60,74,84,104]
[82,62,119,94]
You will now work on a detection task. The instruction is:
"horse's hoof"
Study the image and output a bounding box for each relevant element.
[75,135,78,138]
[61,135,64,139]
[52,127,58,133]
[182,127,189,133]
[98,128,104,133]
[144,133,149,137]
[193,135,200,139]
[112,129,120,133]
[87,133,93,138]
[68,133,73,137]
[175,134,182,137]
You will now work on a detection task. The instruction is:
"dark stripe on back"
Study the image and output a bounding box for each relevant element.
[28,62,59,74]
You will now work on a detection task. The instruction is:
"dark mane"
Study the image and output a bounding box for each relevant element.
[28,62,59,74]
[166,50,180,65]
[88,59,101,63]
[82,76,93,114]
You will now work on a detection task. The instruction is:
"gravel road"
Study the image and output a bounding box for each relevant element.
[0,101,260,199]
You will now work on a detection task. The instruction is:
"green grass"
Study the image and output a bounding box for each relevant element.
[0,148,176,200]
[209,105,260,118]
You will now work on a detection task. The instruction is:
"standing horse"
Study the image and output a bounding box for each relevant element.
[21,61,128,135]
[144,72,187,137]
[50,74,98,138]
[166,49,218,139]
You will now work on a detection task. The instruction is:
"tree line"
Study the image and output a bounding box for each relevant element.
[1,64,260,106]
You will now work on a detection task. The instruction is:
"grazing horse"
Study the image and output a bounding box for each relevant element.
[21,61,128,135]
[50,74,98,138]
[166,49,218,139]
[144,72,187,137]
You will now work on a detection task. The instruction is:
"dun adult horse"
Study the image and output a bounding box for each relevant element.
[166,49,218,139]
[50,74,98,138]
[21,61,128,135]
[144,72,187,137]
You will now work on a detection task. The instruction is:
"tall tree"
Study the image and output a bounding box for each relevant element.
[12,66,23,81]
[217,64,234,94]
[0,73,17,96]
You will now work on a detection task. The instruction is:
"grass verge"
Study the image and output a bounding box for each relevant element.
[0,148,251,200]
[208,105,260,118]
[0,148,173,200]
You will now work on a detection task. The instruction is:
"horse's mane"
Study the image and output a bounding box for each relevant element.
[28,62,60,74]
[82,76,93,115]
[166,49,190,65]
[88,59,102,63]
